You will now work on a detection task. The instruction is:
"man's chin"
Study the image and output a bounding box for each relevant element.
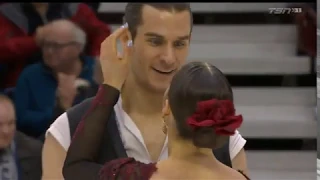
[149,83,169,94]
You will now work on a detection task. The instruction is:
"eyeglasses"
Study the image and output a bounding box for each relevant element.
[42,41,78,50]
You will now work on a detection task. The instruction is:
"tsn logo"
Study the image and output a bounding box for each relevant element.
[268,8,302,14]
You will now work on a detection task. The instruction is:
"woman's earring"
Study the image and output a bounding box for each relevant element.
[162,119,168,134]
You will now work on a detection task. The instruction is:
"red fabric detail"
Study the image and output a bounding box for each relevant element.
[187,99,243,135]
[71,3,111,57]
[294,7,316,57]
[139,161,159,180]
[0,13,38,88]
[99,158,157,180]
[0,25,38,63]
[72,85,107,140]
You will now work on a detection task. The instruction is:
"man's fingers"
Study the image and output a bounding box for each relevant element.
[111,24,129,58]
[119,30,130,61]
[114,23,128,38]
[100,23,129,62]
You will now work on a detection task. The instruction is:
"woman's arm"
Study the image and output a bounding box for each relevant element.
[63,84,120,180]
[63,22,131,180]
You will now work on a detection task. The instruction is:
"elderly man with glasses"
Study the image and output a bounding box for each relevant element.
[13,20,96,140]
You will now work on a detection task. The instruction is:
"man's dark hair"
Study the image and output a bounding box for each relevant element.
[124,3,193,40]
[168,62,233,149]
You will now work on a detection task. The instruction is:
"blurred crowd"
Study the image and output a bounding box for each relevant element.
[0,2,316,180]
[0,3,108,179]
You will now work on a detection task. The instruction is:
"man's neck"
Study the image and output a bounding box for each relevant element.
[121,76,164,116]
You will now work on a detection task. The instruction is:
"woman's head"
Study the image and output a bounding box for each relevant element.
[162,62,240,149]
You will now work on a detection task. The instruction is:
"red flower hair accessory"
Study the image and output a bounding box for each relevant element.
[186,99,243,136]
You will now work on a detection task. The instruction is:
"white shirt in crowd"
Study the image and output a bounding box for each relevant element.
[47,98,246,163]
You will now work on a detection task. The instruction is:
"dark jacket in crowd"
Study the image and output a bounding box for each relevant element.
[14,56,95,138]
[15,131,43,180]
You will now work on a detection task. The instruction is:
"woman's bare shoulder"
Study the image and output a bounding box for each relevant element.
[216,164,249,180]
[99,158,249,180]
[228,169,250,180]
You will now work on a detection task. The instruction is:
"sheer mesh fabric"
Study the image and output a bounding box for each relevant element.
[64,85,158,180]
[63,84,120,180]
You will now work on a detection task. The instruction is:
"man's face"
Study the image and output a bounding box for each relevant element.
[0,101,15,149]
[42,28,81,70]
[130,5,191,93]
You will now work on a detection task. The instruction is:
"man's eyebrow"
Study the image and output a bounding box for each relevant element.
[177,35,190,40]
[144,32,190,40]
[144,32,164,38]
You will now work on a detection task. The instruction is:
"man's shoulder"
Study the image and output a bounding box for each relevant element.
[229,130,246,160]
[51,97,95,129]
[67,97,95,119]
[66,97,95,134]
[67,97,119,136]
[47,98,96,146]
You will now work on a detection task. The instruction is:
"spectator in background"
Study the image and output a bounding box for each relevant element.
[294,3,316,58]
[64,54,103,105]
[78,59,103,99]
[0,3,111,89]
[0,94,42,180]
[14,20,95,139]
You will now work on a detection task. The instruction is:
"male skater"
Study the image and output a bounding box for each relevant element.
[42,3,248,179]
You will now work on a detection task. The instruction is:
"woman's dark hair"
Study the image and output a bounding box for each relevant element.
[168,62,233,149]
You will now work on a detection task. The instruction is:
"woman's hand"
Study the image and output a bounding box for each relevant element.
[100,23,132,91]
